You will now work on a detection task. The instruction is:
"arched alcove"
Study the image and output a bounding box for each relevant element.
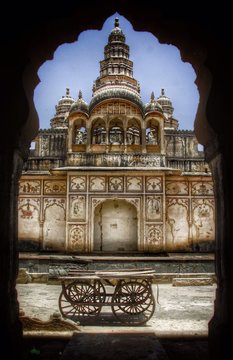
[94,199,138,252]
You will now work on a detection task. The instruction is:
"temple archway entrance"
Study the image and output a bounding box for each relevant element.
[93,199,138,252]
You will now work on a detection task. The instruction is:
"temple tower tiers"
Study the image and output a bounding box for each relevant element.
[90,17,143,113]
[19,18,214,254]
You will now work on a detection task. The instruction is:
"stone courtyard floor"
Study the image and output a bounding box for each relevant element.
[17,283,216,337]
[17,283,215,359]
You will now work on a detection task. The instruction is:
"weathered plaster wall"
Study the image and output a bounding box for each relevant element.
[18,172,214,253]
[94,199,138,251]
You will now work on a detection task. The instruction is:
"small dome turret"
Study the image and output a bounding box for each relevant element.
[144,92,163,115]
[69,90,89,115]
[157,89,174,118]
[108,17,126,44]
[50,88,75,128]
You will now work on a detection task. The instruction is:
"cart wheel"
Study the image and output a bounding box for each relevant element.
[59,280,106,323]
[111,280,155,325]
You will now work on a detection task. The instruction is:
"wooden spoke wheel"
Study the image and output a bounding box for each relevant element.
[59,280,106,322]
[111,280,155,325]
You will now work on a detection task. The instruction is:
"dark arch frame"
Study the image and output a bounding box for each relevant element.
[1,3,232,359]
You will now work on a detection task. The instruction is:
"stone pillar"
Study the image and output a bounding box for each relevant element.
[141,125,146,153]
[86,125,91,152]
[0,148,24,358]
[208,150,233,360]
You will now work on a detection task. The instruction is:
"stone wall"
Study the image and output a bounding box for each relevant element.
[18,172,215,253]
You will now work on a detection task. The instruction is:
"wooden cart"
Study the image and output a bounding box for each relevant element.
[58,268,156,325]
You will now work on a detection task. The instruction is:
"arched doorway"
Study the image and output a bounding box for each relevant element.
[94,199,138,252]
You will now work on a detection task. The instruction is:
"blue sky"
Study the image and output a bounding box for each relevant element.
[34,13,199,130]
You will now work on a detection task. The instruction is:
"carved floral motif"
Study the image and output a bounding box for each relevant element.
[126,177,142,191]
[146,196,162,221]
[192,198,215,240]
[18,198,40,219]
[89,176,106,191]
[70,176,86,192]
[109,177,124,192]
[127,198,140,210]
[70,195,86,221]
[145,177,162,192]
[165,198,189,245]
[146,224,162,249]
[19,180,41,194]
[44,181,66,194]
[92,198,106,209]
[191,182,213,195]
[44,198,66,213]
[69,225,85,251]
[166,181,188,195]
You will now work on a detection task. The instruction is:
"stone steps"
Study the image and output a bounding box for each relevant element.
[17,268,216,285]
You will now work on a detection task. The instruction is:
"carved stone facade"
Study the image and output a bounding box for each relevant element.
[19,19,214,253]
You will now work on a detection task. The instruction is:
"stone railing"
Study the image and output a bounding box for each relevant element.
[166,158,210,173]
[67,153,166,168]
[24,158,65,171]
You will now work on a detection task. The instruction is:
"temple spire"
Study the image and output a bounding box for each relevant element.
[78,90,82,99]
[114,17,119,28]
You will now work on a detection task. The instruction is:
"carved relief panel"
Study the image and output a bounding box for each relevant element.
[191,182,214,196]
[126,177,142,192]
[192,198,215,241]
[166,137,174,156]
[108,177,124,192]
[89,176,106,192]
[40,136,49,156]
[68,224,86,251]
[166,181,189,195]
[145,177,162,192]
[145,224,163,251]
[165,198,189,249]
[19,180,41,194]
[43,198,66,250]
[191,162,206,172]
[146,196,162,221]
[69,195,86,221]
[175,137,185,157]
[44,180,66,194]
[69,176,87,192]
[18,198,41,243]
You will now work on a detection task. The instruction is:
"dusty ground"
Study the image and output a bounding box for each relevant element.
[17,283,216,336]
[18,283,215,359]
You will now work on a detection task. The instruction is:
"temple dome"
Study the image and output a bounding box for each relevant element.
[89,86,144,113]
[50,88,75,128]
[144,92,163,115]
[157,89,174,117]
[69,90,89,115]
[108,17,126,43]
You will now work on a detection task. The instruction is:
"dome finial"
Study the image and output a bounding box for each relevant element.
[161,88,165,96]
[151,91,155,101]
[78,90,82,99]
[114,17,119,28]
[66,88,70,96]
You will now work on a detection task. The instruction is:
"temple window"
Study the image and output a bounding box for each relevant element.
[92,122,106,144]
[146,126,159,145]
[126,126,141,145]
[74,126,87,144]
[109,126,123,144]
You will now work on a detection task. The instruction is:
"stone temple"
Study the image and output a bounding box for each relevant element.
[18,18,215,254]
